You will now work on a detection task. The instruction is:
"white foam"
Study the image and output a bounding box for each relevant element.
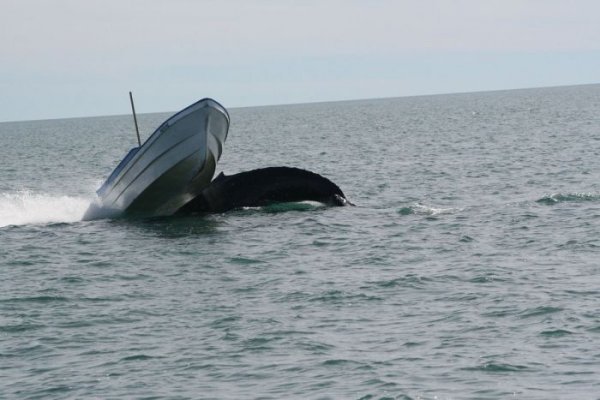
[0,191,92,228]
[412,203,458,216]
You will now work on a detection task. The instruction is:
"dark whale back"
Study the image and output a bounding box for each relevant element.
[178,167,349,213]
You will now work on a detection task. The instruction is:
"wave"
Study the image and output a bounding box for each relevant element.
[235,201,326,214]
[0,191,91,228]
[536,192,600,205]
[397,202,458,216]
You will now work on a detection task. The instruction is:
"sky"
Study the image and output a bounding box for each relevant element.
[1,0,600,122]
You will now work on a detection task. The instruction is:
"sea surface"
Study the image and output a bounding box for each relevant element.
[1,84,600,399]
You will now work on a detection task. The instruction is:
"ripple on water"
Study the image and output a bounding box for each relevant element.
[518,306,563,319]
[540,329,573,337]
[119,354,162,362]
[308,290,384,304]
[536,192,600,205]
[462,362,531,373]
[0,323,46,333]
[0,295,70,304]
[228,256,265,265]
[367,274,432,290]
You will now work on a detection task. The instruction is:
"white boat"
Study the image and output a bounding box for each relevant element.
[85,98,229,218]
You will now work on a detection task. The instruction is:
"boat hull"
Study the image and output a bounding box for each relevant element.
[87,98,229,218]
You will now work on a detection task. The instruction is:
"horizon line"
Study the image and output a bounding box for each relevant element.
[1,82,598,124]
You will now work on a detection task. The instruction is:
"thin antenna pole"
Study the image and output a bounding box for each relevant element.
[129,91,141,146]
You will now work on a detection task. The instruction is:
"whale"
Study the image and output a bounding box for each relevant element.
[176,166,352,214]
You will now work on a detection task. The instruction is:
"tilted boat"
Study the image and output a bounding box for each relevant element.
[85,98,229,218]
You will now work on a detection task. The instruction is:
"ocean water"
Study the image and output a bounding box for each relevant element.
[1,84,600,399]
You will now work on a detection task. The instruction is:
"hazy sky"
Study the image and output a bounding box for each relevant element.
[1,0,600,121]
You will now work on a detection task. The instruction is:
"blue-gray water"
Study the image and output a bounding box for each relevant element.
[1,85,600,399]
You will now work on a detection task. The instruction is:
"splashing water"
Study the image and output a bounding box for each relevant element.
[397,202,459,216]
[0,191,92,228]
[536,192,600,205]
